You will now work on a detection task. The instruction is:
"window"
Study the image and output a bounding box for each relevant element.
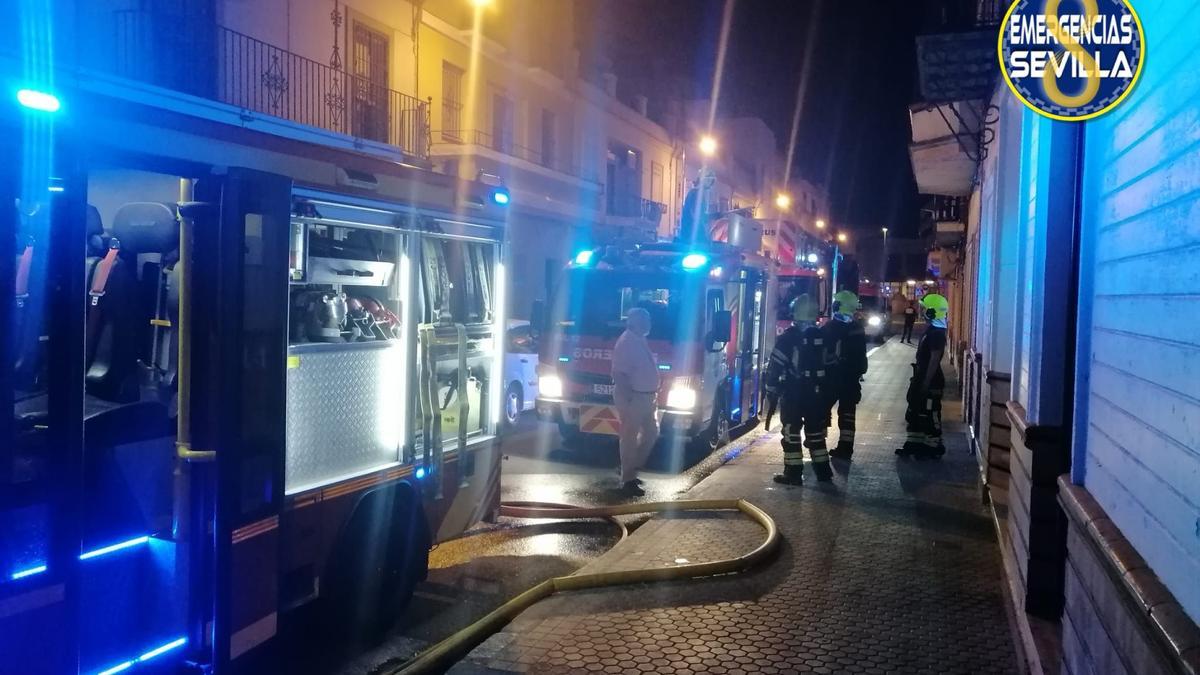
[540,109,556,169]
[651,161,664,203]
[442,62,463,141]
[605,142,643,216]
[550,270,703,342]
[492,93,514,154]
[350,22,389,142]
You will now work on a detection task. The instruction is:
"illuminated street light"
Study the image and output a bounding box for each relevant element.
[815,219,826,229]
[881,227,888,234]
[698,135,718,157]
[837,232,848,243]
[775,194,791,210]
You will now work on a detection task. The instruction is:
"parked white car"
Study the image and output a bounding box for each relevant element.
[503,320,539,427]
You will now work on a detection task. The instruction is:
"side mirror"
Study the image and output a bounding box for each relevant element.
[530,299,546,334]
[709,310,732,346]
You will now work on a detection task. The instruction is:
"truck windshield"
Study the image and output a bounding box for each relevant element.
[859,296,885,313]
[550,270,702,341]
[778,276,822,320]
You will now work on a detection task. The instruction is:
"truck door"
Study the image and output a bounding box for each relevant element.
[735,272,765,423]
[193,167,292,671]
[0,108,85,673]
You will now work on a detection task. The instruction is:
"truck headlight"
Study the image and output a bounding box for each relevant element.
[538,374,563,399]
[666,386,697,410]
[867,315,882,327]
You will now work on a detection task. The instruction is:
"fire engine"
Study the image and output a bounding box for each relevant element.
[2,58,508,675]
[534,221,773,456]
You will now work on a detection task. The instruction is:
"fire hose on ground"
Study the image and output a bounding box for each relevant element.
[390,498,780,675]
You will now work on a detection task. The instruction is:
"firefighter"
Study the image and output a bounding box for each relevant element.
[677,168,716,244]
[765,294,833,484]
[897,293,949,458]
[825,290,868,460]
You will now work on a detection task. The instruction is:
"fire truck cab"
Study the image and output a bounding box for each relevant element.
[774,265,827,335]
[535,242,771,456]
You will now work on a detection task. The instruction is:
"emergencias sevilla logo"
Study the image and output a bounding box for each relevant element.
[998,0,1144,121]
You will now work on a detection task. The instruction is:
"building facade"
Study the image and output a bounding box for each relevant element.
[910,2,1200,674]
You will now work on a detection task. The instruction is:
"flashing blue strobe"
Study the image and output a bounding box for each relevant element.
[573,250,594,266]
[681,253,709,270]
[16,88,60,112]
[491,188,510,205]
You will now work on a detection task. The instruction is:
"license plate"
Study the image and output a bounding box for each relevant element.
[593,383,614,396]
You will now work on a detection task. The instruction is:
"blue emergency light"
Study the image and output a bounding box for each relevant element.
[681,253,708,270]
[16,88,60,112]
[10,564,47,580]
[491,188,510,205]
[573,250,594,266]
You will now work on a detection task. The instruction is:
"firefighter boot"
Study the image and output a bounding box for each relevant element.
[773,466,804,486]
[812,461,834,482]
[830,441,854,460]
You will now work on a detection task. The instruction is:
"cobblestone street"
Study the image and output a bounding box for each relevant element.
[452,339,1018,674]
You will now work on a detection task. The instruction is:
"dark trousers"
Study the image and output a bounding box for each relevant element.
[827,384,860,447]
[902,319,915,342]
[780,398,830,475]
[905,384,944,449]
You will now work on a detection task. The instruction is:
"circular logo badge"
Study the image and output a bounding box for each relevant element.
[999,0,1145,121]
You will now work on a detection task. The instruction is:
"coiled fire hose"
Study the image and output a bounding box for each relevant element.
[391,498,780,675]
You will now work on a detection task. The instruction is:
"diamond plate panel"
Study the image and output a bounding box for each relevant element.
[286,343,403,493]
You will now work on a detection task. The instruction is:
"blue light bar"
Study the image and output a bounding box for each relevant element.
[94,637,186,675]
[17,89,60,112]
[573,250,594,266]
[491,188,510,205]
[558,356,571,362]
[415,467,427,480]
[79,535,150,560]
[11,564,47,580]
[657,364,671,371]
[681,253,708,269]
[138,637,187,661]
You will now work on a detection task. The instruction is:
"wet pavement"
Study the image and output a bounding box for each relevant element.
[451,338,1019,675]
[285,404,761,674]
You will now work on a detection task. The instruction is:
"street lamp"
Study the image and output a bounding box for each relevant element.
[698,135,718,157]
[815,219,826,230]
[837,232,848,243]
[775,193,791,210]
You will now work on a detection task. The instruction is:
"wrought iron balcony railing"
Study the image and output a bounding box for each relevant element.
[111,11,429,158]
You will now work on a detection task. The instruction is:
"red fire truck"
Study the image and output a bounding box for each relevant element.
[775,265,827,335]
[534,241,772,455]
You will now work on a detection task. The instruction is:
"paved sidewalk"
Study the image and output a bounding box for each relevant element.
[452,339,1018,674]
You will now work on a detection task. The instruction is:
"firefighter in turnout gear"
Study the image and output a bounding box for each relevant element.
[824,290,868,459]
[897,293,949,458]
[765,294,833,484]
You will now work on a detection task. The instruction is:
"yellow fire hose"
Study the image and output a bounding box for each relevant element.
[391,498,779,675]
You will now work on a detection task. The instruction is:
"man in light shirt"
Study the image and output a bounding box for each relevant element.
[611,307,659,495]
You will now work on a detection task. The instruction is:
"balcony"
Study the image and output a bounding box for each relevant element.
[431,128,585,180]
[107,11,429,159]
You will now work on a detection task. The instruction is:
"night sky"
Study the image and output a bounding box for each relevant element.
[575,0,923,236]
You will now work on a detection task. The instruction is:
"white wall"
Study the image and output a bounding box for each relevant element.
[1072,0,1200,622]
